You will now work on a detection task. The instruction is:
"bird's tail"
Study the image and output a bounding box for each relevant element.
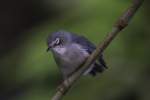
[89,56,107,76]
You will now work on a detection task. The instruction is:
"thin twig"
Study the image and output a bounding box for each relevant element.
[51,0,144,100]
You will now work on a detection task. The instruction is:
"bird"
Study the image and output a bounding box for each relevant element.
[47,30,107,80]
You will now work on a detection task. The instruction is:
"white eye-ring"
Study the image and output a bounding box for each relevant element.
[55,38,60,45]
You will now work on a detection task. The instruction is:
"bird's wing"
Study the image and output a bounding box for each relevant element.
[72,35,95,53]
[72,35,107,68]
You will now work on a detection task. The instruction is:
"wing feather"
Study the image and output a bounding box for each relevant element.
[72,34,107,69]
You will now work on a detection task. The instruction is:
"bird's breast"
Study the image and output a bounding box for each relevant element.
[52,43,91,77]
[60,44,89,64]
[53,47,67,55]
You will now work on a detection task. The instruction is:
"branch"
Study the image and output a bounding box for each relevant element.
[51,0,144,100]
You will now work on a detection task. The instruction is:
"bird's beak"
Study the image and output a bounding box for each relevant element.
[46,47,51,52]
[47,45,52,52]
[47,42,55,52]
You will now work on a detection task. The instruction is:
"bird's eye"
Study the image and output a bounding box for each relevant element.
[55,38,61,45]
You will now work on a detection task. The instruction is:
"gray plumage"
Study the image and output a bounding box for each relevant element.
[47,30,107,79]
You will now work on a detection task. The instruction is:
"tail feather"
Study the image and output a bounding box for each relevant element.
[89,56,107,76]
[98,55,107,68]
[89,63,104,76]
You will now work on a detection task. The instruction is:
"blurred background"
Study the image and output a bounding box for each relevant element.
[0,0,149,100]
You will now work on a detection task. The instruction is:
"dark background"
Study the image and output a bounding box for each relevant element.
[0,0,149,100]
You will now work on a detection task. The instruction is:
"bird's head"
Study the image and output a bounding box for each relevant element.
[47,30,72,52]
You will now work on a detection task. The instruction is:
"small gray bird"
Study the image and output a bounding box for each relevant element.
[47,30,107,79]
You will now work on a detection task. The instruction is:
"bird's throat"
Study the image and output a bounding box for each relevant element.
[53,47,67,55]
